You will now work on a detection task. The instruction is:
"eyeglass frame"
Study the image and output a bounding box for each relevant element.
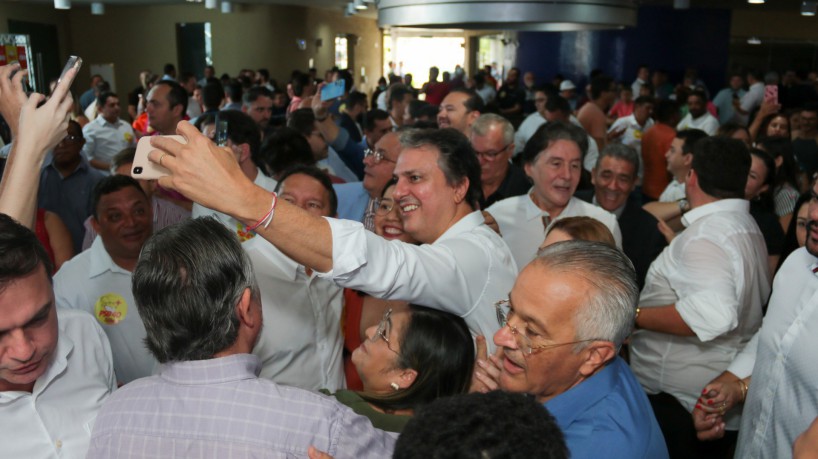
[371,307,400,354]
[474,142,513,161]
[494,299,600,356]
[373,197,396,216]
[364,147,396,165]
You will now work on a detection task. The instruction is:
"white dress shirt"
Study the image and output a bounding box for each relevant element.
[193,168,278,242]
[729,248,818,458]
[658,179,686,203]
[54,237,158,383]
[676,112,720,136]
[630,199,770,430]
[318,210,517,352]
[81,116,136,170]
[487,194,622,271]
[245,238,345,392]
[738,82,765,126]
[0,309,116,459]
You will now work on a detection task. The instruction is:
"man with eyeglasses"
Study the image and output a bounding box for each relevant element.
[334,131,400,228]
[485,121,621,271]
[478,240,667,459]
[469,114,529,208]
[38,120,105,253]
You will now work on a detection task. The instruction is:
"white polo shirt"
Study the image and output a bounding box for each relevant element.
[54,237,157,383]
[245,237,345,391]
[81,116,136,170]
[0,309,116,459]
[487,194,622,271]
[676,112,719,136]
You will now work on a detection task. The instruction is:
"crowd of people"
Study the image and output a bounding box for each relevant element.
[1,55,818,459]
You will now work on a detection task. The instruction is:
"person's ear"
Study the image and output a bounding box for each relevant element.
[578,341,616,377]
[396,368,418,389]
[453,178,469,204]
[235,288,257,329]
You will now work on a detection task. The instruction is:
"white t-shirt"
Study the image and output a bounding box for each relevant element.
[677,112,719,136]
[81,117,137,171]
[658,179,686,203]
[608,114,654,179]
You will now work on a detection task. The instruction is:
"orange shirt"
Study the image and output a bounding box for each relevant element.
[641,123,676,200]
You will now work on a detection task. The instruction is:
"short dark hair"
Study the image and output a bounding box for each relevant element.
[336,69,354,94]
[590,75,614,99]
[596,143,640,174]
[399,128,483,210]
[691,137,750,199]
[291,72,310,97]
[633,95,654,107]
[394,390,568,459]
[92,175,147,220]
[202,81,224,111]
[214,110,262,165]
[654,99,680,124]
[225,81,243,102]
[112,147,137,171]
[242,86,273,106]
[274,165,338,216]
[154,80,188,114]
[545,94,571,115]
[163,63,176,75]
[759,137,801,190]
[522,121,588,165]
[364,109,390,132]
[676,129,708,155]
[687,90,707,104]
[346,91,367,110]
[258,127,316,178]
[407,100,430,120]
[0,214,54,292]
[286,108,316,137]
[448,87,485,114]
[133,217,258,363]
[96,91,118,107]
[359,305,474,412]
[388,84,413,110]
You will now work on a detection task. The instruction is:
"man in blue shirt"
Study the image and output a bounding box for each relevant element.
[480,240,668,459]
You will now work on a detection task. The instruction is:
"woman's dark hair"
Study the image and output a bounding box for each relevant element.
[759,137,801,192]
[749,148,776,211]
[777,191,812,273]
[381,177,398,197]
[358,305,474,412]
[757,113,791,142]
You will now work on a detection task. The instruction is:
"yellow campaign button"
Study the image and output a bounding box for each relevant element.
[95,293,128,325]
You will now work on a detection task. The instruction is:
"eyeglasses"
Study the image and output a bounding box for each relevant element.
[372,308,399,354]
[373,197,395,216]
[474,142,512,161]
[494,299,599,356]
[364,148,396,165]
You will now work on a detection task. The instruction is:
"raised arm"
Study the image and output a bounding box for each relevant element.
[150,122,335,272]
[0,64,75,227]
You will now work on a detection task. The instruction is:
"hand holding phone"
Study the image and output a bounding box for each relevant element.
[132,135,187,179]
[320,79,346,101]
[764,84,779,106]
[57,56,82,87]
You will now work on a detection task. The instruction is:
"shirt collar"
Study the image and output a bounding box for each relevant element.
[436,210,488,243]
[95,116,121,128]
[591,195,625,219]
[88,235,133,278]
[44,153,90,174]
[525,193,577,221]
[681,198,748,228]
[159,354,261,385]
[544,357,623,429]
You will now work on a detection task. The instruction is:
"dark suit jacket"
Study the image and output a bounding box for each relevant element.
[575,190,667,290]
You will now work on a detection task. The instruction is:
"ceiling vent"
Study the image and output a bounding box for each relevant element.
[377,0,638,31]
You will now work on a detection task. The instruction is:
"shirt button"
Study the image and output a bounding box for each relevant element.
[56,440,62,449]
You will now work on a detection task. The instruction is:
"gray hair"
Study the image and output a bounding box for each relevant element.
[595,143,640,176]
[471,113,514,145]
[533,240,638,349]
[132,217,259,363]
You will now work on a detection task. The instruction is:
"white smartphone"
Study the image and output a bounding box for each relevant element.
[132,135,187,180]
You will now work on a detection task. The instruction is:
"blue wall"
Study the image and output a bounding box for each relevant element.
[516,6,731,95]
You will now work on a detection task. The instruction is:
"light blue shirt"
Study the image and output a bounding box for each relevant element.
[334,182,370,223]
[544,357,669,459]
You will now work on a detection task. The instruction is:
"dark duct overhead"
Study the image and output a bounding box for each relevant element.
[377,0,638,31]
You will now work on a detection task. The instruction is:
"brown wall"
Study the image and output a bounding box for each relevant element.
[1,2,381,99]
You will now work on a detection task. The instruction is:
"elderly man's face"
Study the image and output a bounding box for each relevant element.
[278,173,334,218]
[0,264,58,391]
[392,146,467,244]
[363,132,400,198]
[470,124,512,187]
[524,139,582,212]
[493,263,592,403]
[592,156,637,212]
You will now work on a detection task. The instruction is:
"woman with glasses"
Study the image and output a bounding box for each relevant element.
[343,178,415,390]
[329,304,474,433]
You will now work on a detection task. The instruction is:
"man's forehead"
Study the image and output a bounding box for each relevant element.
[99,187,148,209]
[598,156,636,175]
[541,139,581,161]
[442,93,468,107]
[394,146,440,173]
